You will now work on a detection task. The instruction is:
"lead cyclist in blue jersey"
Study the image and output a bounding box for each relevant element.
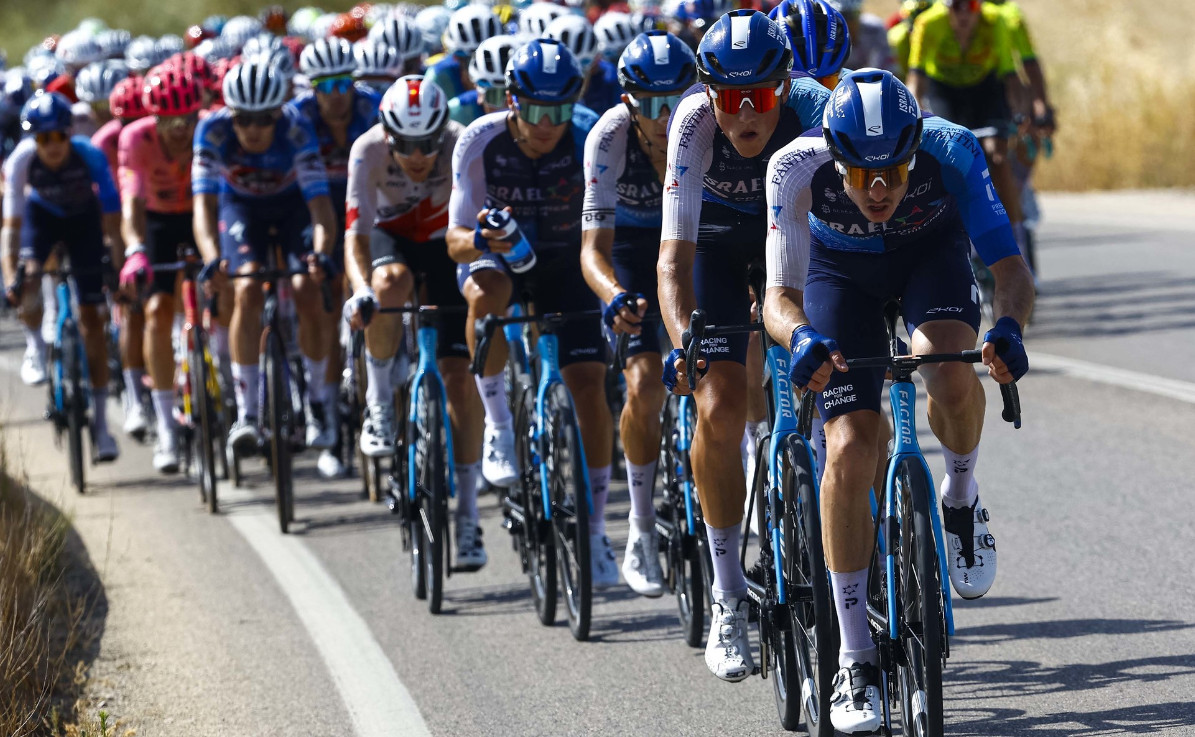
[763,69,1034,732]
[580,30,696,598]
[192,58,338,457]
[1,91,126,462]
[446,40,620,588]
[657,9,829,683]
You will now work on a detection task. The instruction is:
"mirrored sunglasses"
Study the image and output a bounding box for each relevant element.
[708,81,784,115]
[35,130,69,145]
[313,75,355,95]
[387,132,444,157]
[835,156,916,189]
[513,97,573,126]
[628,92,683,120]
[232,110,280,128]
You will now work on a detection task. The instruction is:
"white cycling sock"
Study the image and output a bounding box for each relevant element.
[151,390,176,444]
[92,387,109,434]
[454,461,482,524]
[303,356,327,405]
[588,465,612,536]
[830,568,876,666]
[626,460,656,522]
[364,349,394,408]
[706,522,747,598]
[475,373,511,426]
[810,410,827,482]
[123,368,145,398]
[940,444,979,509]
[22,324,45,355]
[231,362,259,422]
[209,325,230,363]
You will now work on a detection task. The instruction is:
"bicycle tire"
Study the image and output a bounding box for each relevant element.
[266,333,294,533]
[659,396,706,648]
[411,373,448,614]
[63,322,87,495]
[191,336,219,513]
[544,382,591,641]
[515,381,556,627]
[895,458,944,737]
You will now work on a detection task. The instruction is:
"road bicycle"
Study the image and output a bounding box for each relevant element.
[473,309,598,641]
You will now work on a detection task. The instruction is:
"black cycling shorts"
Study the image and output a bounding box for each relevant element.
[19,199,107,305]
[219,190,312,272]
[693,204,767,365]
[371,230,468,359]
[145,211,195,296]
[610,227,663,358]
[923,73,1012,137]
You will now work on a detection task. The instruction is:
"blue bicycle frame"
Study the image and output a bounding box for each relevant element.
[52,279,92,413]
[676,394,698,534]
[406,317,457,503]
[882,379,956,639]
[532,333,592,521]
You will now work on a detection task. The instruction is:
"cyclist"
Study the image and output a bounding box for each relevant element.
[828,0,896,72]
[1,91,125,461]
[115,64,203,474]
[368,13,427,76]
[292,37,384,478]
[192,58,337,457]
[343,76,488,568]
[658,9,830,682]
[427,5,503,102]
[906,0,1028,256]
[545,14,622,115]
[72,60,129,137]
[886,0,935,78]
[92,75,145,183]
[448,35,517,126]
[352,38,406,97]
[990,0,1054,139]
[446,40,619,587]
[762,70,1033,731]
[581,30,694,597]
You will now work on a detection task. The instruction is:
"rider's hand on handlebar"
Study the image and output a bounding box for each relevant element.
[343,287,377,330]
[982,316,1028,384]
[662,347,706,395]
[789,325,847,393]
[118,251,152,301]
[305,252,334,283]
[473,208,513,255]
[198,258,228,298]
[603,292,646,336]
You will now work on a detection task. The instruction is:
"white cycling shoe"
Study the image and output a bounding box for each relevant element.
[590,533,620,589]
[941,490,998,600]
[21,347,48,386]
[360,403,396,458]
[317,450,345,479]
[481,422,519,487]
[705,594,754,682]
[122,395,149,441]
[829,660,883,734]
[228,418,260,457]
[622,524,665,597]
[455,518,488,571]
[305,401,337,450]
[153,435,179,474]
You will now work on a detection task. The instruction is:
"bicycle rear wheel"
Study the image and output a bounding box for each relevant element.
[409,373,448,614]
[895,458,944,737]
[191,335,218,513]
[515,382,556,627]
[544,382,591,641]
[63,322,87,495]
[266,333,294,533]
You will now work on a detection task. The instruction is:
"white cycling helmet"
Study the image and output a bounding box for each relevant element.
[157,34,185,57]
[194,38,236,62]
[300,37,356,77]
[517,3,567,38]
[545,15,599,69]
[443,6,503,57]
[222,57,289,111]
[353,39,404,79]
[96,29,132,59]
[594,12,635,61]
[370,13,424,61]
[469,35,517,88]
[311,13,341,41]
[74,60,129,103]
[245,45,296,83]
[379,75,448,138]
[414,6,453,55]
[124,35,163,72]
[288,7,326,40]
[222,16,265,51]
[56,31,105,68]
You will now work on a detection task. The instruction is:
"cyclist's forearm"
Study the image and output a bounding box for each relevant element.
[446,225,479,263]
[1004,73,1029,120]
[580,227,621,304]
[193,194,220,263]
[989,254,1035,328]
[121,197,147,251]
[1022,59,1050,111]
[307,195,336,256]
[763,285,810,348]
[102,212,125,270]
[344,231,372,293]
[658,238,697,348]
[1,219,19,283]
[907,70,927,109]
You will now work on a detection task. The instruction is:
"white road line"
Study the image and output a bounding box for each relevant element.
[1032,351,1195,405]
[223,486,431,737]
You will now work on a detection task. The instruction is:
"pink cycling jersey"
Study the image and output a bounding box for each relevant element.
[91,118,123,185]
[117,117,193,214]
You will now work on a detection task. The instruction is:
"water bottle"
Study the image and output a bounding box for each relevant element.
[483,208,536,274]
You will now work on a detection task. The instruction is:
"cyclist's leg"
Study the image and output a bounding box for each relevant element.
[220,196,267,445]
[14,205,50,385]
[120,297,148,435]
[67,204,117,447]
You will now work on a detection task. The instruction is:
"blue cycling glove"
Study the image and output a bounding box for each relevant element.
[983,316,1028,380]
[307,251,338,278]
[602,292,643,330]
[197,259,226,284]
[661,348,685,392]
[789,325,839,389]
[473,224,491,253]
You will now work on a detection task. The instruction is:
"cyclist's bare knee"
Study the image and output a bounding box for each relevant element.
[371,263,413,306]
[462,269,511,314]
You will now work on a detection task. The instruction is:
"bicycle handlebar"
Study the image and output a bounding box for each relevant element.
[681,309,766,391]
[470,309,602,376]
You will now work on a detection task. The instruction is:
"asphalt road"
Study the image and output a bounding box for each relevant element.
[2,191,1193,736]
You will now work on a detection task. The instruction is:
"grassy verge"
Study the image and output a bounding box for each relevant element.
[0,445,105,736]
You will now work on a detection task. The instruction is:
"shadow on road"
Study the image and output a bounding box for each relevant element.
[1031,272,1195,339]
[955,618,1194,643]
[948,701,1195,736]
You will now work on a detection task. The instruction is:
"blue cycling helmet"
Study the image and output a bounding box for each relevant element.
[822,69,923,168]
[20,91,73,133]
[695,10,792,87]
[769,0,851,79]
[617,31,696,94]
[3,71,36,112]
[505,38,584,103]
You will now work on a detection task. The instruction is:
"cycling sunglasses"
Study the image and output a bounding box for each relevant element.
[513,96,573,126]
[312,75,354,95]
[232,110,281,128]
[946,0,981,12]
[835,156,916,190]
[478,84,507,108]
[628,92,683,120]
[707,81,784,115]
[156,113,199,132]
[35,130,69,145]
[387,131,444,157]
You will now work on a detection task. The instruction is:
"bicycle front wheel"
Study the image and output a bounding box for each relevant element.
[409,373,448,614]
[266,333,294,533]
[515,381,556,627]
[895,458,944,737]
[543,382,591,641]
[63,323,87,495]
[191,336,218,513]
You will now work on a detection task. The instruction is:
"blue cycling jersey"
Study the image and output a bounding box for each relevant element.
[2,135,120,219]
[448,106,600,251]
[582,60,622,116]
[286,86,381,208]
[765,113,1020,289]
[428,56,468,102]
[448,89,485,126]
[192,106,329,202]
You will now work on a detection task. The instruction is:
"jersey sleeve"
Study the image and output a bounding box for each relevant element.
[1003,4,1037,62]
[907,9,933,74]
[765,139,822,290]
[448,114,502,231]
[345,128,379,236]
[991,10,1017,78]
[191,115,224,197]
[2,139,32,219]
[75,137,121,214]
[581,107,630,232]
[661,93,715,243]
[116,123,145,203]
[925,118,1019,266]
[786,77,832,131]
[284,114,330,201]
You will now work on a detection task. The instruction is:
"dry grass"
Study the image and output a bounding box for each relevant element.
[0,446,91,736]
